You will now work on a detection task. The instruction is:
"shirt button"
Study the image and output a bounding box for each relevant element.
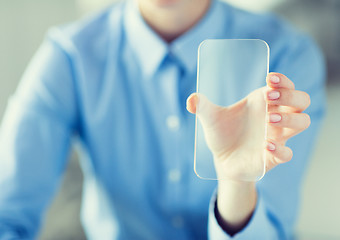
[168,169,181,182]
[166,115,180,131]
[172,216,184,228]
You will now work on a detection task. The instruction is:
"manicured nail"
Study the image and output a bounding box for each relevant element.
[269,113,282,123]
[269,75,280,84]
[267,142,276,151]
[268,91,280,100]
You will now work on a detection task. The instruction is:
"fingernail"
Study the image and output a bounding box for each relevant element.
[269,113,282,123]
[268,91,280,100]
[267,142,276,151]
[269,75,280,84]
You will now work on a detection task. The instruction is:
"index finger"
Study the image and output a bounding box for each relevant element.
[266,72,295,90]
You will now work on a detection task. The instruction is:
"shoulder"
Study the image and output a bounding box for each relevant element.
[219,1,325,110]
[218,1,317,55]
[220,1,324,83]
[44,2,125,61]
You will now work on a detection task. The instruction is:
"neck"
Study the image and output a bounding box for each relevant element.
[138,0,211,42]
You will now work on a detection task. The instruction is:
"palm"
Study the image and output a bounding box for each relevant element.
[188,73,311,182]
[197,88,271,181]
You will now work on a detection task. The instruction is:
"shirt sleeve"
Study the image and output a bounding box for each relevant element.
[207,34,326,239]
[208,190,278,239]
[0,29,78,239]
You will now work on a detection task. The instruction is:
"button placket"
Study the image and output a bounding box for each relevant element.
[172,215,185,229]
[158,54,186,227]
[168,168,181,183]
[166,115,180,131]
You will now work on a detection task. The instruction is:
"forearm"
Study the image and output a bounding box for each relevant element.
[216,179,257,236]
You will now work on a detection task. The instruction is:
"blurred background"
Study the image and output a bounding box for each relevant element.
[0,0,339,239]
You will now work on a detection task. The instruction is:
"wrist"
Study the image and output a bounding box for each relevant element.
[216,179,257,235]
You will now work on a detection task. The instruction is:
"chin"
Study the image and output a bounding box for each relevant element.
[150,0,182,7]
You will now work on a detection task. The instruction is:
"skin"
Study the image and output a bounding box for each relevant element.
[138,0,210,42]
[138,0,311,235]
[187,73,311,234]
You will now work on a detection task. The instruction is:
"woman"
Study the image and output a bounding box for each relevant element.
[0,0,325,239]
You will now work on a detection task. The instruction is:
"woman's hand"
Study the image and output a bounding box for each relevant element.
[186,72,311,234]
[264,73,311,170]
[186,72,311,180]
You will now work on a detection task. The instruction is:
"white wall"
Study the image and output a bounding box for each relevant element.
[0,0,78,119]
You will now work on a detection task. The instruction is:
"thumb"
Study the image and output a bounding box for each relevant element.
[186,93,223,126]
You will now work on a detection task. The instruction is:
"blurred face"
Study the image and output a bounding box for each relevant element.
[138,0,210,42]
[139,0,187,8]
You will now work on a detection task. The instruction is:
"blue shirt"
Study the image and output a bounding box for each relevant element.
[0,0,326,239]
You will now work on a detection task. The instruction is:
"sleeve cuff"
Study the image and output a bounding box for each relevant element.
[208,189,278,240]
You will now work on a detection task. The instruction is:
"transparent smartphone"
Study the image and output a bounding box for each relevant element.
[194,39,269,181]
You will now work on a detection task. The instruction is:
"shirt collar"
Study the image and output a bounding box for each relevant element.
[124,0,229,78]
